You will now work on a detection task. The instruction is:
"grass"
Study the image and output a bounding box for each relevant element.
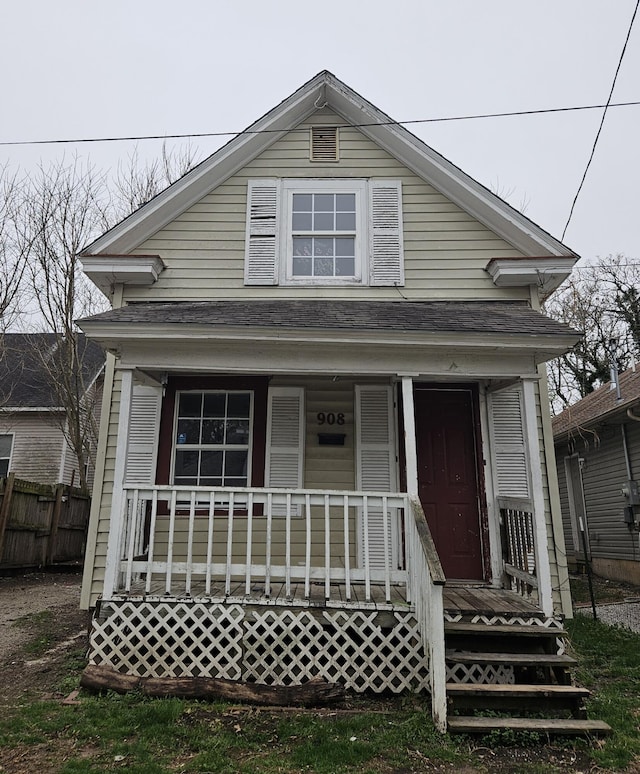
[12,609,56,655]
[1,596,640,771]
[566,615,640,770]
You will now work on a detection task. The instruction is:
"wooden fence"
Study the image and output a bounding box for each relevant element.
[0,474,91,570]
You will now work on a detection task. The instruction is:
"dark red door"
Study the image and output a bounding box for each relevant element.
[414,387,484,580]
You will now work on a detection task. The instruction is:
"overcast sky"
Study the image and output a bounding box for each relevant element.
[2,0,638,266]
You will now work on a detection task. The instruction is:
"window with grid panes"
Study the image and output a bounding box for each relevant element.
[173,392,252,487]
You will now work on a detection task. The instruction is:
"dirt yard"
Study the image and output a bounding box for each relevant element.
[0,571,88,703]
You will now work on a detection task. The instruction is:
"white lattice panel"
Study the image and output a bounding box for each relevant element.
[446,663,515,684]
[89,601,245,678]
[242,608,429,693]
[88,601,430,694]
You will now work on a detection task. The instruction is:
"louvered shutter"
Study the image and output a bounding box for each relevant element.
[488,385,530,498]
[265,387,305,513]
[369,180,404,286]
[124,384,162,485]
[355,385,398,569]
[244,179,280,285]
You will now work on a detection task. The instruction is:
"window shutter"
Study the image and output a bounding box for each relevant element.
[369,180,404,286]
[488,384,530,498]
[355,385,398,570]
[265,386,305,498]
[125,384,162,486]
[244,179,280,285]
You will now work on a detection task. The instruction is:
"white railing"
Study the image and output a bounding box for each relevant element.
[405,496,447,733]
[498,496,539,600]
[105,485,409,604]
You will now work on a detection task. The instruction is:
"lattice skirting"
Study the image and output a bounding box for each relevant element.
[88,600,430,694]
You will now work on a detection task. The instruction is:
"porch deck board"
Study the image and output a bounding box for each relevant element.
[118,578,410,611]
[443,585,542,618]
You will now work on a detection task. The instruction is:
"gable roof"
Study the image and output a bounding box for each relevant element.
[0,333,105,409]
[81,71,578,262]
[552,367,640,439]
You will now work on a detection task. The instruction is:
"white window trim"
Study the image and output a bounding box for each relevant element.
[280,179,368,286]
[170,390,254,488]
[0,433,13,478]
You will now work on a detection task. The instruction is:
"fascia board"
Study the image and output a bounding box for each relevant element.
[83,82,326,256]
[554,399,640,441]
[78,321,579,355]
[0,406,65,413]
[82,71,577,261]
[324,76,576,259]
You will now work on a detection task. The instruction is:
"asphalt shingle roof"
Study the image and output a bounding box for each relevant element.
[552,367,640,438]
[0,333,105,408]
[80,300,577,338]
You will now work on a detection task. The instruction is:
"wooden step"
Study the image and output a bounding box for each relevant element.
[448,715,611,735]
[446,650,576,667]
[446,683,589,699]
[446,683,589,714]
[445,622,566,638]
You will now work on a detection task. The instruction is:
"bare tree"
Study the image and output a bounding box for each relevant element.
[0,164,30,331]
[17,158,112,489]
[112,141,200,221]
[545,254,640,413]
[2,144,200,488]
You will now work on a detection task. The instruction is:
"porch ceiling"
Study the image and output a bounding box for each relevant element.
[78,300,579,374]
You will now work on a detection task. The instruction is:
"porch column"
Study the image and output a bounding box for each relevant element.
[400,376,418,497]
[102,367,134,599]
[522,378,553,616]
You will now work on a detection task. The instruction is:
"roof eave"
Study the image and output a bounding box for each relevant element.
[80,71,578,261]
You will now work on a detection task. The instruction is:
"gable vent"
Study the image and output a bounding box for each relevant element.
[310,127,338,162]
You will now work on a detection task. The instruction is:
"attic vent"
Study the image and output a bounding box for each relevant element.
[310,127,338,162]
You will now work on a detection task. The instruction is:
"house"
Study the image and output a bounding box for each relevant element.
[553,367,640,586]
[0,333,104,489]
[77,72,600,734]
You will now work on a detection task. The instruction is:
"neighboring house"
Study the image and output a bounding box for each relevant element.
[0,333,105,488]
[553,367,640,586]
[77,72,594,733]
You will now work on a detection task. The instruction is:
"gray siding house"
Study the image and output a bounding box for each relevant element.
[0,334,104,488]
[553,367,640,585]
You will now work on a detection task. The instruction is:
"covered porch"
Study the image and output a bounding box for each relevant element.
[80,299,577,732]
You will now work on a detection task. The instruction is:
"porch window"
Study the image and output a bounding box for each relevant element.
[172,391,252,487]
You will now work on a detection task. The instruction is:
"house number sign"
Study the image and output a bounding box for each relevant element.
[316,412,345,426]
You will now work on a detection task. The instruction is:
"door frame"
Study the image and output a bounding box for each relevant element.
[406,382,491,582]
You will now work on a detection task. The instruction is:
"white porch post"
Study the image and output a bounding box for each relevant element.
[522,378,553,616]
[102,368,134,600]
[401,376,418,497]
[401,375,447,732]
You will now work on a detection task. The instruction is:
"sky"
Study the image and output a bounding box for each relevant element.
[1,0,639,266]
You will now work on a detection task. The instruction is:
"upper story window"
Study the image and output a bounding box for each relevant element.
[286,180,365,284]
[172,391,252,487]
[0,434,12,477]
[244,178,404,288]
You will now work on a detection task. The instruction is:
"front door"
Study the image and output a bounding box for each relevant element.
[414,387,485,580]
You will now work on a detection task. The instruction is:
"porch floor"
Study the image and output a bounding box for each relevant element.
[117,578,410,610]
[443,585,544,619]
[114,579,543,617]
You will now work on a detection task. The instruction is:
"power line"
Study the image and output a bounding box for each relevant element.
[561,0,640,240]
[1,100,640,149]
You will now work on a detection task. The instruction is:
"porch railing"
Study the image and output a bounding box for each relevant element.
[107,485,409,604]
[405,496,447,733]
[498,496,539,600]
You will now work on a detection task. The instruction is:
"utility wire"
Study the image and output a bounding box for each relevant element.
[562,0,640,240]
[1,100,640,148]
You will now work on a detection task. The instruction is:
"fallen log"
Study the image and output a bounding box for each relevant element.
[80,665,345,707]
